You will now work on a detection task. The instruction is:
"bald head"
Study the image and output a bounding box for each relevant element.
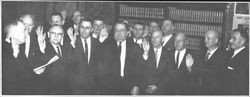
[174,32,187,50]
[204,30,219,50]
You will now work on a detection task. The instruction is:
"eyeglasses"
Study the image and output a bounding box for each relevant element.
[50,32,64,37]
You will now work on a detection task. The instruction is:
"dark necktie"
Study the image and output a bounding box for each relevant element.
[84,40,88,62]
[118,42,122,56]
[176,51,180,67]
[205,51,210,61]
[57,46,62,57]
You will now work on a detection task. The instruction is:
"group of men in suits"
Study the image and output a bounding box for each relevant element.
[2,11,249,95]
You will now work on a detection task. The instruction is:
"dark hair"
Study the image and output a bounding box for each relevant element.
[93,16,104,21]
[79,17,92,25]
[50,12,63,20]
[134,22,144,28]
[162,19,175,26]
[115,21,127,30]
[233,29,249,44]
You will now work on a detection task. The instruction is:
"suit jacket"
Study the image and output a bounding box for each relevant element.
[196,48,228,95]
[67,36,101,94]
[169,49,200,95]
[24,30,43,69]
[162,34,175,51]
[136,46,175,95]
[98,39,141,95]
[2,43,37,95]
[36,41,72,94]
[224,46,249,95]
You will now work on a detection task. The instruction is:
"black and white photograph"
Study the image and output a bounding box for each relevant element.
[1,1,249,96]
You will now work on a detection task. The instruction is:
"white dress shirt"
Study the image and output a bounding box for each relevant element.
[207,47,218,60]
[117,40,126,77]
[25,34,30,58]
[81,36,91,64]
[153,47,162,68]
[163,34,173,47]
[175,48,186,69]
[232,46,245,58]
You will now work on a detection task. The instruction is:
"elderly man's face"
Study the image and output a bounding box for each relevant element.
[79,21,92,39]
[50,15,62,26]
[151,31,163,48]
[93,20,104,35]
[21,16,34,34]
[114,23,127,42]
[174,33,186,50]
[229,31,245,50]
[72,11,82,25]
[162,20,174,36]
[48,26,64,45]
[204,31,218,49]
[133,24,144,39]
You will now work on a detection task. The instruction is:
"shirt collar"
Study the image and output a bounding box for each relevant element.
[81,36,91,44]
[207,47,218,55]
[176,48,186,54]
[233,46,246,57]
[117,40,126,47]
[163,34,173,45]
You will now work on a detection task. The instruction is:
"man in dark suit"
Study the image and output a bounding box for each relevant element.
[98,22,141,95]
[127,22,144,48]
[3,21,37,94]
[67,10,83,36]
[161,19,175,51]
[197,30,228,95]
[169,32,200,95]
[19,14,43,69]
[67,18,100,94]
[34,26,71,94]
[224,29,249,95]
[132,30,175,95]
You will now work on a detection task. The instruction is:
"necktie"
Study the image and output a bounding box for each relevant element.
[205,51,210,61]
[118,42,122,56]
[155,49,158,68]
[57,46,62,57]
[176,51,180,67]
[84,40,88,62]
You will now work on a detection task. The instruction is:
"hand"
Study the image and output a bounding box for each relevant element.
[67,27,77,44]
[142,39,150,53]
[131,86,140,95]
[145,85,158,94]
[34,67,46,75]
[36,26,45,43]
[186,53,194,72]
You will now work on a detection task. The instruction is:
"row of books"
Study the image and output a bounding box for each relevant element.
[186,37,203,50]
[168,7,224,23]
[174,23,223,37]
[119,5,164,19]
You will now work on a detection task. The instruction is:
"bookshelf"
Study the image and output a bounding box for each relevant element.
[115,3,227,51]
[168,6,225,50]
